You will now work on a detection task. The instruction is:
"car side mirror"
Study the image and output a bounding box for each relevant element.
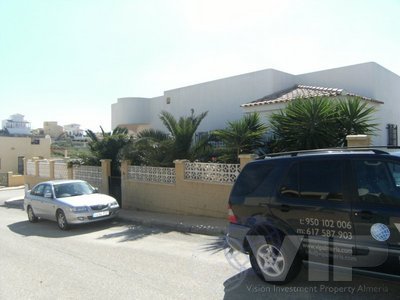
[44,192,53,198]
[93,188,99,193]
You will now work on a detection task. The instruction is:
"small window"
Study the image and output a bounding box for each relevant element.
[31,138,40,145]
[387,124,398,147]
[43,185,53,197]
[280,164,299,198]
[300,160,344,201]
[280,160,344,201]
[31,184,45,197]
[355,160,400,205]
[232,164,275,198]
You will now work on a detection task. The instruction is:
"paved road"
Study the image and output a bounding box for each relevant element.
[0,188,25,206]
[0,189,399,299]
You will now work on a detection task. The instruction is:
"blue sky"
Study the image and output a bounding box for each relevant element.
[1,0,399,131]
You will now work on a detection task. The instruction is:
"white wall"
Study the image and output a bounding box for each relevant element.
[297,62,400,146]
[112,69,296,132]
[111,97,152,129]
[111,62,400,146]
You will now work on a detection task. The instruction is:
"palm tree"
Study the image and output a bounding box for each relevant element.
[85,126,131,173]
[120,129,173,166]
[269,96,378,152]
[269,97,338,151]
[336,97,378,146]
[213,113,267,163]
[121,110,209,166]
[159,109,208,160]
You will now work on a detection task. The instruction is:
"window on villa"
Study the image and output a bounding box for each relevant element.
[31,138,40,145]
[387,124,398,147]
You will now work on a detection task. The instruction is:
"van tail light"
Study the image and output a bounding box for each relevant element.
[228,204,238,224]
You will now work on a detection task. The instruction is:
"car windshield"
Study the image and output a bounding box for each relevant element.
[54,182,95,198]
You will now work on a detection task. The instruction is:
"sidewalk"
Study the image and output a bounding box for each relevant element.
[0,185,25,191]
[118,209,227,236]
[4,195,227,236]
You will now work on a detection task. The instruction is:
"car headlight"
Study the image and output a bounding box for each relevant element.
[70,206,89,213]
[109,201,119,208]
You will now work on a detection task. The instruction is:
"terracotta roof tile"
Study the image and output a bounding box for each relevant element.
[241,85,383,107]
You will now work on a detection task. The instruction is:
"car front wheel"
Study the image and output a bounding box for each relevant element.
[27,206,38,223]
[56,210,69,230]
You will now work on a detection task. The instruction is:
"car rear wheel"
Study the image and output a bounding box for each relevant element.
[56,210,69,230]
[249,233,301,284]
[27,206,38,223]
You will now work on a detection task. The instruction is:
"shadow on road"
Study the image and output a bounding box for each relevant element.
[2,199,24,210]
[8,218,124,238]
[223,266,400,300]
[97,223,184,242]
[200,235,230,254]
[6,204,189,242]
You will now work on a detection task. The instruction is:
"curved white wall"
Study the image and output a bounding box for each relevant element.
[111,97,151,128]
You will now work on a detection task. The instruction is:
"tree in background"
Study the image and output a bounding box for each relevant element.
[121,109,210,166]
[120,129,172,167]
[212,113,267,163]
[269,97,338,151]
[160,109,209,160]
[269,96,378,152]
[85,126,131,174]
[336,97,378,146]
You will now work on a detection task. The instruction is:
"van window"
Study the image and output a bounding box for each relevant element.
[280,160,344,201]
[355,160,400,205]
[231,163,274,197]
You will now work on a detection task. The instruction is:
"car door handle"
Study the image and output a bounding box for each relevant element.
[280,205,291,212]
[356,210,374,220]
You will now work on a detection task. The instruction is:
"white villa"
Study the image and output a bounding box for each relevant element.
[2,114,31,136]
[112,62,400,146]
[63,124,86,141]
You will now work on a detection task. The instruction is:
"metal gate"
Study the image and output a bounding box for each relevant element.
[109,176,121,205]
[18,156,24,175]
[0,173,8,187]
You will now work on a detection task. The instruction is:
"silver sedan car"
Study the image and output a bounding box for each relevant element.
[24,180,120,230]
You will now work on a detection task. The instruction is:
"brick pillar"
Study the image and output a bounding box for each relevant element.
[34,160,40,177]
[67,163,74,180]
[100,159,111,194]
[346,135,371,147]
[173,159,188,184]
[238,154,257,170]
[173,159,188,214]
[49,160,55,179]
[23,158,27,176]
[7,172,12,187]
[120,160,130,180]
[120,160,130,208]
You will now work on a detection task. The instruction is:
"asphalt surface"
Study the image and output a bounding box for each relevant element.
[2,187,228,236]
[0,192,238,299]
[1,189,400,299]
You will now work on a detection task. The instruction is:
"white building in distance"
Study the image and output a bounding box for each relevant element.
[112,62,400,146]
[63,123,86,141]
[2,114,31,136]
